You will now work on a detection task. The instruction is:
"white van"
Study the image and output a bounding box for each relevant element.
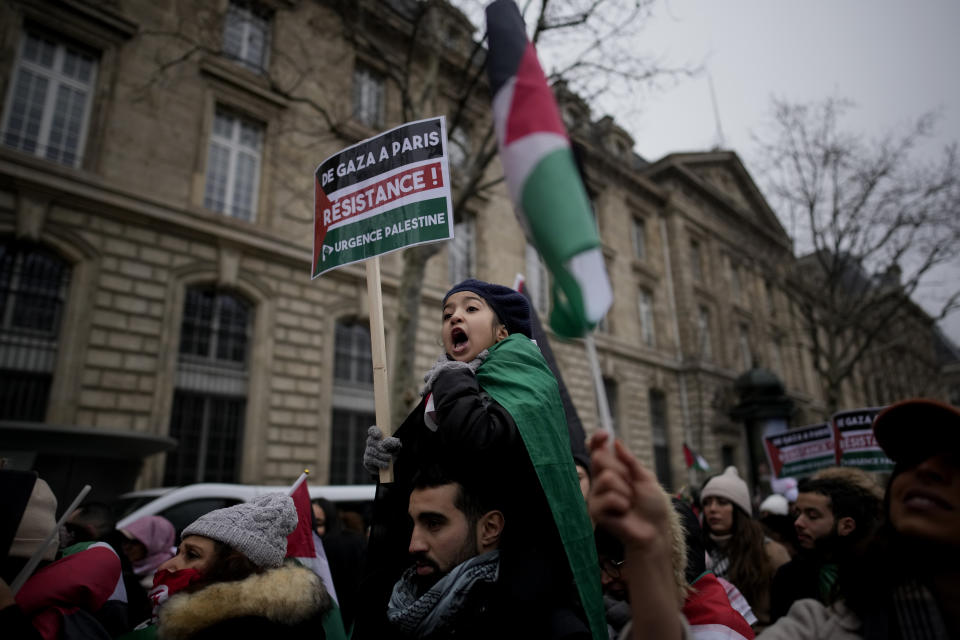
[114,483,376,538]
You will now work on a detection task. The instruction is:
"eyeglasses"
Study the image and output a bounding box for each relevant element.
[600,558,625,579]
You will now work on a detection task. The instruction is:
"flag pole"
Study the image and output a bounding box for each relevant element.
[365,256,393,483]
[11,483,91,595]
[289,469,310,496]
[584,333,615,443]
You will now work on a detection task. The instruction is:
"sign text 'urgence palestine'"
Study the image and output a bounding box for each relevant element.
[312,117,454,277]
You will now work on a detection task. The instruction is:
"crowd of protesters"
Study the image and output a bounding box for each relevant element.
[591,398,959,640]
[2,279,957,639]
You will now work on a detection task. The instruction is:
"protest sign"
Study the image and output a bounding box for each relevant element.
[312,117,454,277]
[832,407,894,472]
[311,117,455,482]
[764,422,836,479]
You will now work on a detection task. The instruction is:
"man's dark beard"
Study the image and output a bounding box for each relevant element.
[409,527,479,593]
[410,555,442,592]
[810,525,844,560]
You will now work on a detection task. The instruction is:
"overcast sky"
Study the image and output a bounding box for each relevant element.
[600,0,960,345]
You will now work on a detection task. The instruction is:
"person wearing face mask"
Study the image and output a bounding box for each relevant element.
[118,516,176,591]
[700,467,791,631]
[125,493,332,639]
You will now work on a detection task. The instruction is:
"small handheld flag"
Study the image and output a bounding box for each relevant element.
[286,471,348,640]
[683,443,710,471]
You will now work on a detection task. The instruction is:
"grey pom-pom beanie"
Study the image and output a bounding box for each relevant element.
[181,493,297,568]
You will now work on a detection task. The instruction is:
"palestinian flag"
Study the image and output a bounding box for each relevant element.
[287,474,348,640]
[684,442,711,471]
[683,573,755,640]
[17,541,126,639]
[485,0,612,338]
[514,274,588,465]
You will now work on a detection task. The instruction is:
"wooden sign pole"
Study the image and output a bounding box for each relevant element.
[365,256,394,483]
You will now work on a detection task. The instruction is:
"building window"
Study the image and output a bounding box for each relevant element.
[596,255,614,333]
[632,218,646,261]
[690,240,703,283]
[178,288,251,365]
[721,445,735,469]
[334,320,373,385]
[223,1,271,73]
[353,64,384,129]
[596,311,610,333]
[525,243,549,316]
[603,376,618,435]
[330,407,376,485]
[649,389,671,491]
[165,391,246,485]
[330,319,375,484]
[738,323,752,370]
[203,107,263,221]
[729,259,741,302]
[638,288,655,347]
[448,215,475,285]
[589,193,601,234]
[0,240,70,421]
[873,377,885,406]
[1,30,98,168]
[771,336,784,375]
[697,305,712,360]
[765,279,777,317]
[165,287,252,485]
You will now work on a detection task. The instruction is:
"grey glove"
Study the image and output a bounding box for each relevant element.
[363,425,402,475]
[420,349,489,397]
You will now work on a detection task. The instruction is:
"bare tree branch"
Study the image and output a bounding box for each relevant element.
[761,97,960,411]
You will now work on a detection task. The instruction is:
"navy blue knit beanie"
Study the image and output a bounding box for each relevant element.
[443,279,532,338]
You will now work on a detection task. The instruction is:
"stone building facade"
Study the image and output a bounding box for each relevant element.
[0,0,953,500]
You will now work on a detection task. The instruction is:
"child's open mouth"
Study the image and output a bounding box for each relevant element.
[450,327,469,356]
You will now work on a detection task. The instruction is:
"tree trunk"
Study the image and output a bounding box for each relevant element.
[389,243,441,427]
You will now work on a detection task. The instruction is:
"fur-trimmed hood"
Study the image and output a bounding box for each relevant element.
[158,561,331,639]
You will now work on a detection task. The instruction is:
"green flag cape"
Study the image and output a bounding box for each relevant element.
[476,334,605,640]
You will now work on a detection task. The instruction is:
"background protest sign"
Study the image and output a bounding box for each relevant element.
[764,422,836,478]
[312,117,453,278]
[832,407,894,472]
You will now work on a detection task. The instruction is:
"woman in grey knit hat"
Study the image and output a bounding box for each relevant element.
[141,493,332,639]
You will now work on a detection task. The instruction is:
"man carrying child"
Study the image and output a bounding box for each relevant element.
[356,279,603,639]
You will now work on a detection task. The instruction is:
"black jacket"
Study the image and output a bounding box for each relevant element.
[770,554,833,622]
[404,578,592,640]
[354,368,582,639]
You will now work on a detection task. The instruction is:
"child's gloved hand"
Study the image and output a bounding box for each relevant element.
[362,426,402,474]
[420,349,489,397]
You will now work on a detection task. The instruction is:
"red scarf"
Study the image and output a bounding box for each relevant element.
[148,569,204,622]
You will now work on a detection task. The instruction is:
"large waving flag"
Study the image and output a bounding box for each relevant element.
[486,0,612,338]
[515,274,588,463]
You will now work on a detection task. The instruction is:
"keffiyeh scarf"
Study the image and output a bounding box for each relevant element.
[387,550,500,638]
